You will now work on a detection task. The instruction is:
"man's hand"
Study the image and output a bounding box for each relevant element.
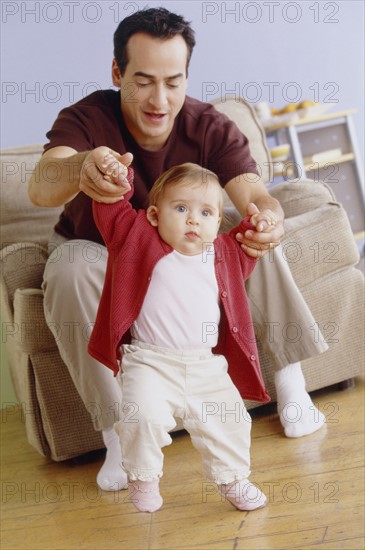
[237,202,284,258]
[79,147,133,203]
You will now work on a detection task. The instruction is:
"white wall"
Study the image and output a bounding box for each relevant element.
[1,0,364,161]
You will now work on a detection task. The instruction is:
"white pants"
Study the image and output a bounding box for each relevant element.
[115,341,252,485]
[42,237,327,430]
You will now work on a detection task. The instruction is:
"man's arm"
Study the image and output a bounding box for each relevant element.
[224,173,284,258]
[28,146,133,207]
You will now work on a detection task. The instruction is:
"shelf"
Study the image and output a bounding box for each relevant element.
[304,153,355,172]
[354,231,365,241]
[266,108,364,239]
[264,109,356,133]
[272,154,355,177]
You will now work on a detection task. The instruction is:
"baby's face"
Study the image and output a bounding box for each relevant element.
[147,179,222,255]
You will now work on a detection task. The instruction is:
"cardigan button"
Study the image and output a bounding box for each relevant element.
[221,291,228,298]
[250,355,256,361]
[232,326,238,333]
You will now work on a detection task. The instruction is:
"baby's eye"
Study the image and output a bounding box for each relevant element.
[176,205,187,213]
[201,209,211,217]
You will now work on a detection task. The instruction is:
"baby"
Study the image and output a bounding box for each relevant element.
[88,162,271,512]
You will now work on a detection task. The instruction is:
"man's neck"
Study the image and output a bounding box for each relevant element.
[136,136,169,152]
[121,112,175,152]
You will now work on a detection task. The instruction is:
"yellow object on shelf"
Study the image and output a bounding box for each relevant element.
[270,144,290,162]
[303,148,342,165]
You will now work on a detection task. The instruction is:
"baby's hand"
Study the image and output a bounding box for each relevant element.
[248,203,278,231]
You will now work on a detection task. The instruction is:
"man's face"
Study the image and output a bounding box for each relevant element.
[112,33,189,151]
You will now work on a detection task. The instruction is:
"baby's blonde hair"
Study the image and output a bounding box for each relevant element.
[148,163,224,216]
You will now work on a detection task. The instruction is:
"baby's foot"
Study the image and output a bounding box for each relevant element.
[128,479,163,513]
[219,479,267,511]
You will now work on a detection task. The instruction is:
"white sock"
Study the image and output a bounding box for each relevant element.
[96,427,128,491]
[275,362,326,438]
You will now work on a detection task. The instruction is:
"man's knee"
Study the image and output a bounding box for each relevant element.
[43,240,107,294]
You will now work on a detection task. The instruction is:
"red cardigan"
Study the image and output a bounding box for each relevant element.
[88,184,270,403]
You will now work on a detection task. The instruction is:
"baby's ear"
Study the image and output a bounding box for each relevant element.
[146,205,159,227]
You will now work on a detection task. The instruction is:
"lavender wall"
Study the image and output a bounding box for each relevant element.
[1,0,364,161]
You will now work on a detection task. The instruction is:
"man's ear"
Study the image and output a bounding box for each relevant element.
[146,205,159,227]
[112,59,121,88]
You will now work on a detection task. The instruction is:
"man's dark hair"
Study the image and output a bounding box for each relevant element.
[113,7,196,76]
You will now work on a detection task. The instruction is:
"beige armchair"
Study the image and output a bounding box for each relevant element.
[1,98,364,461]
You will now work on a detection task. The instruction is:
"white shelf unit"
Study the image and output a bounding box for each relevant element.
[265,110,365,245]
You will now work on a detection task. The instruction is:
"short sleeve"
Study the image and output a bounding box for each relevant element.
[202,107,259,185]
[43,104,94,154]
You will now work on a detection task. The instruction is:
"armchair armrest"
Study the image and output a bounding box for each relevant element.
[282,203,360,288]
[220,178,339,234]
[0,242,48,317]
[269,178,337,218]
[13,289,57,354]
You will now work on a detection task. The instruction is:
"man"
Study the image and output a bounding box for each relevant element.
[29,8,327,491]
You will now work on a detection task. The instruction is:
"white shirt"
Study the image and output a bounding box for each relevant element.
[131,248,220,349]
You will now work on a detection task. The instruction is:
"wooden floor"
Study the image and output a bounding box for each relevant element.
[1,377,364,550]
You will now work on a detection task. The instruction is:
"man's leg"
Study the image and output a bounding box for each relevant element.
[246,245,328,437]
[42,239,126,489]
